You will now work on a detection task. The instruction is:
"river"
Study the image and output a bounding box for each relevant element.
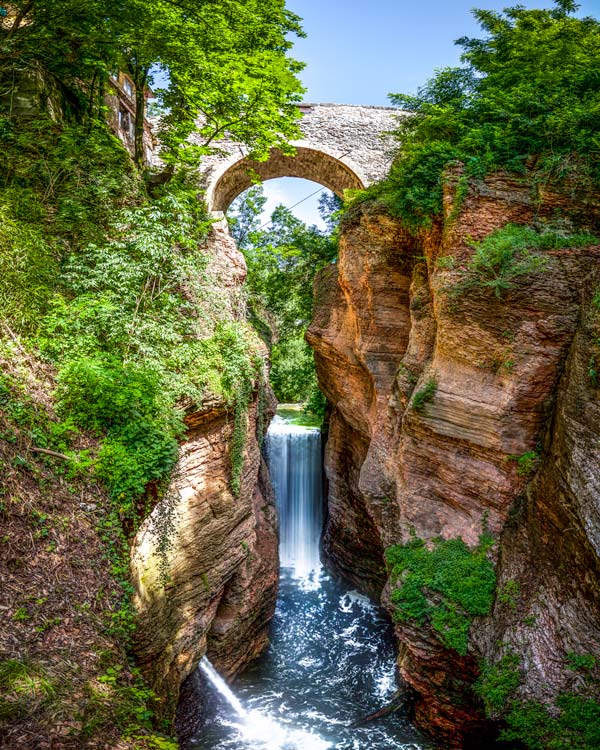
[190,411,431,750]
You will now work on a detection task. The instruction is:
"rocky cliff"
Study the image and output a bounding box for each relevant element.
[307,170,600,747]
[130,222,278,722]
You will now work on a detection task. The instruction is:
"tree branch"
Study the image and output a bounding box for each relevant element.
[30,447,72,461]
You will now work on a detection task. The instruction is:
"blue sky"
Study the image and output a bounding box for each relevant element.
[253,0,600,228]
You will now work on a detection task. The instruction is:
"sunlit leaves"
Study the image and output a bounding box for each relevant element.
[380,2,600,227]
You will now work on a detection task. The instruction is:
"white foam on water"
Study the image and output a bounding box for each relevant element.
[339,590,377,614]
[374,664,398,699]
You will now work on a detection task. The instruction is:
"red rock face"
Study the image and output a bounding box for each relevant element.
[474,271,600,710]
[307,171,600,747]
[131,389,278,718]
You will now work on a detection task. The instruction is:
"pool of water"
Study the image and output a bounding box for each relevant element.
[190,568,432,750]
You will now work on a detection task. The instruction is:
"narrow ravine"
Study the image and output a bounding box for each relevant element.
[190,410,432,750]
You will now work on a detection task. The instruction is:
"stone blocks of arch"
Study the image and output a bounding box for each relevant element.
[193,103,401,215]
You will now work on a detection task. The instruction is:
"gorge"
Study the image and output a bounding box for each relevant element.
[183,411,430,750]
[132,162,600,750]
[1,3,600,750]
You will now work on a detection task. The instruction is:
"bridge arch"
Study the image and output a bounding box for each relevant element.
[208,145,366,214]
[196,103,400,215]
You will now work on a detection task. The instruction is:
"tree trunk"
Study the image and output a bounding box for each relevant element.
[132,65,149,168]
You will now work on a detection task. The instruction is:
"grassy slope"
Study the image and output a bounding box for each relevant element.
[0,341,176,750]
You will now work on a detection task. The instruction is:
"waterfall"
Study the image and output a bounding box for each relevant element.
[199,656,331,749]
[199,658,246,719]
[266,415,323,580]
[190,411,427,750]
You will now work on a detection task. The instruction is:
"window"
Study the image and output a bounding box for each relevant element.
[123,78,134,98]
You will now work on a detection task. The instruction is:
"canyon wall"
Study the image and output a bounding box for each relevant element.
[130,222,278,719]
[307,170,600,747]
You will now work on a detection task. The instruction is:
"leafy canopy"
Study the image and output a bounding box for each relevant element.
[0,0,306,170]
[227,186,339,407]
[371,1,600,228]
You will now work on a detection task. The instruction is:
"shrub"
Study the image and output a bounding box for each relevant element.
[364,4,600,229]
[448,225,598,299]
[474,651,521,715]
[412,377,437,412]
[0,203,59,334]
[497,579,521,610]
[475,649,600,749]
[56,357,183,527]
[385,530,496,655]
[511,449,542,477]
[502,695,600,750]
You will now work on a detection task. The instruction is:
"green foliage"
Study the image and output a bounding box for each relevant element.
[304,387,328,423]
[412,378,437,412]
[228,187,338,405]
[369,2,600,228]
[502,695,600,750]
[56,357,182,523]
[385,530,496,655]
[474,651,521,715]
[589,288,600,385]
[77,662,178,747]
[475,648,600,749]
[567,653,598,673]
[497,579,521,610]
[365,143,465,231]
[270,336,319,404]
[0,368,79,460]
[128,734,179,750]
[509,447,542,477]
[1,0,305,171]
[276,405,323,429]
[209,324,263,496]
[0,117,141,245]
[0,203,59,333]
[0,118,142,335]
[449,225,596,299]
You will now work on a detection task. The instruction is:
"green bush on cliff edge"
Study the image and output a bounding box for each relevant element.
[385,530,496,655]
[352,1,600,230]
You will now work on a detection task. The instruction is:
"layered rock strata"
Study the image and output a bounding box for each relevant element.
[307,170,600,747]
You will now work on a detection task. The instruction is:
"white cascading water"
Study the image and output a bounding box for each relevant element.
[199,659,246,718]
[266,415,323,580]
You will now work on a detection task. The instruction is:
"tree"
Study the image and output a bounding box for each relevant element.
[227,185,267,249]
[378,1,600,228]
[0,1,306,171]
[227,185,339,403]
[115,0,306,168]
[0,1,123,118]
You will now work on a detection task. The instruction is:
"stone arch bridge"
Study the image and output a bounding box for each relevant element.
[194,103,400,215]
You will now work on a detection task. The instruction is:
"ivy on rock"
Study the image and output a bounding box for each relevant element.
[385,530,496,655]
